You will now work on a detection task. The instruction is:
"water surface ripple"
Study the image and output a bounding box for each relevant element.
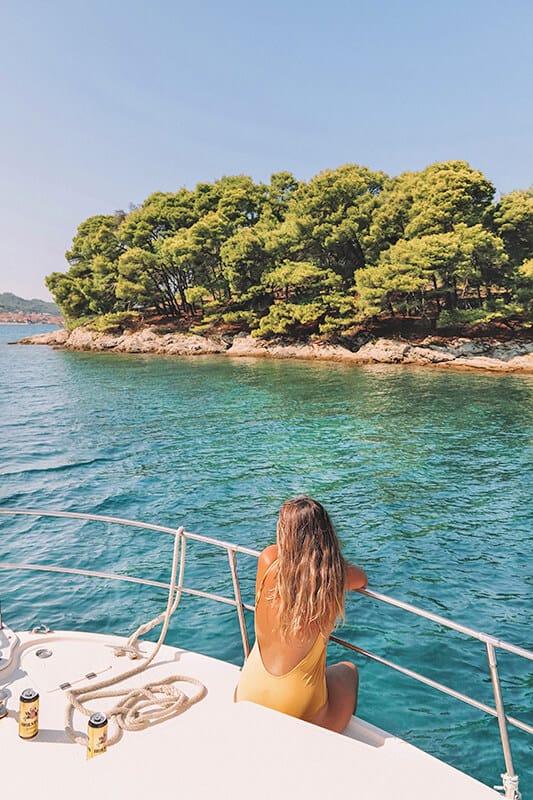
[1,325,531,793]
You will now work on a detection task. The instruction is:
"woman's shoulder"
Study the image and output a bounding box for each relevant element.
[259,543,278,566]
[255,544,278,589]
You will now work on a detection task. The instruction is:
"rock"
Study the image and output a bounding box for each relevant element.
[418,337,491,357]
[403,346,455,364]
[490,341,533,361]
[66,328,121,350]
[449,352,533,371]
[18,329,70,346]
[162,334,228,355]
[506,353,533,370]
[350,339,411,363]
[68,328,228,355]
[226,334,356,361]
[114,329,165,353]
[448,338,493,356]
[449,356,512,371]
[15,326,533,372]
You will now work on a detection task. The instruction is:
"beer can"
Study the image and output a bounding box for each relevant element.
[87,712,108,759]
[18,688,39,739]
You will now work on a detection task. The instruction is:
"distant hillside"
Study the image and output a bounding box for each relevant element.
[0,292,60,314]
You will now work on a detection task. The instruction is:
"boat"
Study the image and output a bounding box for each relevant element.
[0,508,530,800]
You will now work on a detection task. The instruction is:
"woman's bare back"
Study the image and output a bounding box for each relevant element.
[252,542,367,731]
[254,544,328,676]
[237,498,368,732]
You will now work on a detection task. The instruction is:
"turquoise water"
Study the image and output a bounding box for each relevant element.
[1,324,532,792]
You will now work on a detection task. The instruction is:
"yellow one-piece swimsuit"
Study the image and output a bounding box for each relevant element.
[235,560,328,719]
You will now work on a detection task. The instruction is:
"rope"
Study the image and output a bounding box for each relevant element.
[64,528,207,747]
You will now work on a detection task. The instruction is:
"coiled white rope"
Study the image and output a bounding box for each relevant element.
[64,527,206,746]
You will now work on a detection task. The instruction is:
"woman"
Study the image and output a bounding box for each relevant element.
[235,496,367,732]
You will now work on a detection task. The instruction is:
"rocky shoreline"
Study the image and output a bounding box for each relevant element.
[17,327,533,372]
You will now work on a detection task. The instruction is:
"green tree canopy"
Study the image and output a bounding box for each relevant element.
[115,248,162,311]
[369,161,495,259]
[47,160,532,333]
[361,224,510,319]
[220,227,270,295]
[261,260,342,300]
[491,189,533,267]
[66,214,124,265]
[278,164,388,282]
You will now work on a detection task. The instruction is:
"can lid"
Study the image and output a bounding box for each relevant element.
[88,712,107,728]
[20,688,39,702]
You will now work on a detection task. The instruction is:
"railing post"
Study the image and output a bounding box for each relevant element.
[486,643,521,800]
[227,549,250,659]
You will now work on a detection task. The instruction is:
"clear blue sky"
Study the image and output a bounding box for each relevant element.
[1,0,532,300]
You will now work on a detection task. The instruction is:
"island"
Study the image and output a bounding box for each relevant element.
[17,160,533,372]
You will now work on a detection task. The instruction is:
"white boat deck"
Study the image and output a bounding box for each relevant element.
[0,629,502,800]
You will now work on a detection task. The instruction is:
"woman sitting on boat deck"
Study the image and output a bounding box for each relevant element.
[236,496,367,732]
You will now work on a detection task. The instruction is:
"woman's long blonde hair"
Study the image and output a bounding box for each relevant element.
[275,497,346,639]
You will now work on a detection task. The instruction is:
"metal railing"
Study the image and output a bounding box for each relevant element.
[0,508,530,799]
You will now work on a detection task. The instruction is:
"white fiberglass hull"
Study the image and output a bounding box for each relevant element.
[0,629,501,800]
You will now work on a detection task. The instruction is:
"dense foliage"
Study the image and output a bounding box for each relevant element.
[46,162,533,337]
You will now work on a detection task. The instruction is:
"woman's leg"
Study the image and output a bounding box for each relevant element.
[309,661,359,733]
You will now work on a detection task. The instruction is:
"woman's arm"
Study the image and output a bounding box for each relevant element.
[345,563,367,591]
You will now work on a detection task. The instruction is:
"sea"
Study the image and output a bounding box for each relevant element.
[1,323,531,792]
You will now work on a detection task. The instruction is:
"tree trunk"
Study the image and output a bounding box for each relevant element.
[158,264,181,317]
[451,276,458,309]
[432,274,441,312]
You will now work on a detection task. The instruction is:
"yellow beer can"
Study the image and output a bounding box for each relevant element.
[18,689,39,739]
[87,712,108,759]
